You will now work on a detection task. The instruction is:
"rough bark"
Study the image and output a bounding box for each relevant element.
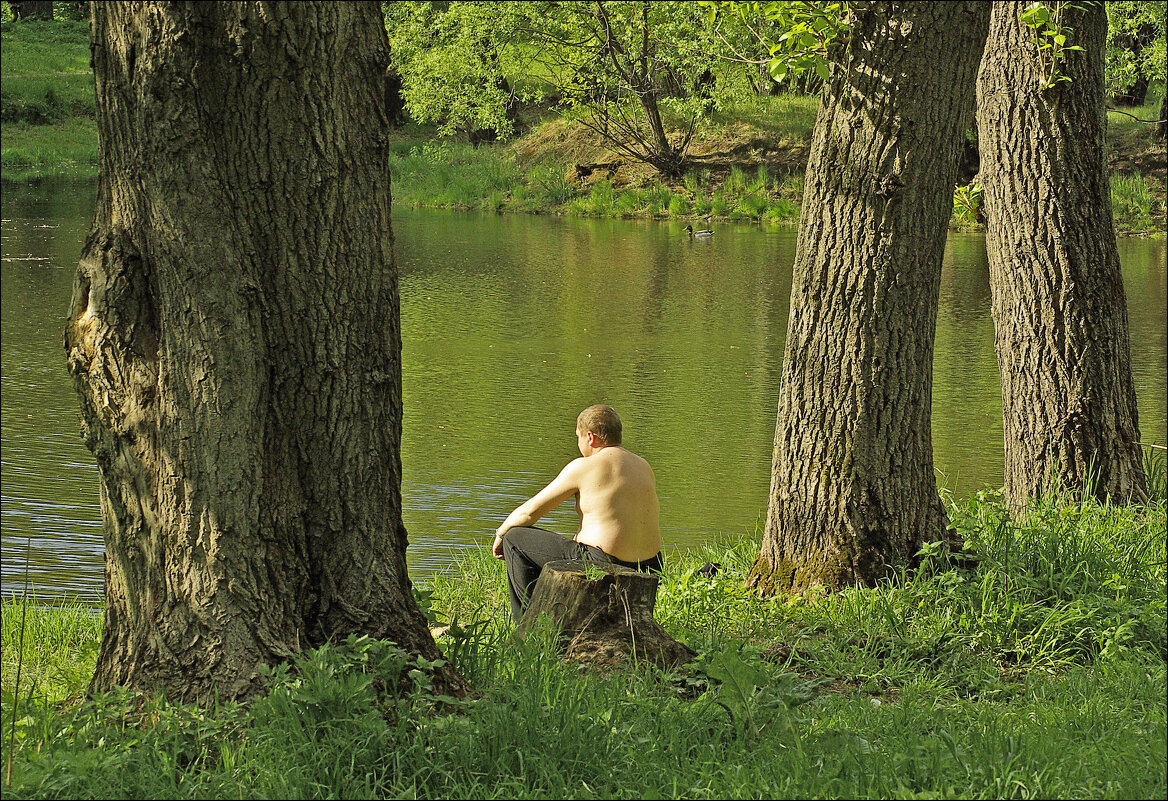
[64,1,465,704]
[977,2,1146,514]
[517,561,694,671]
[746,3,991,595]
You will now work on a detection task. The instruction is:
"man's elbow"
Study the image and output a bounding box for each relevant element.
[514,505,540,526]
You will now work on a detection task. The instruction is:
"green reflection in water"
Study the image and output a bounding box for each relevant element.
[2,183,1165,601]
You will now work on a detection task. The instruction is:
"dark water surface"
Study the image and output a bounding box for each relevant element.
[2,179,1165,602]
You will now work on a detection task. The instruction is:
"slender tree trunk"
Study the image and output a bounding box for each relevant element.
[977,2,1146,514]
[746,3,990,595]
[1156,93,1167,143]
[593,0,685,177]
[65,1,465,704]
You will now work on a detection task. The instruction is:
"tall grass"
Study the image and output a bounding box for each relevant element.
[564,163,802,226]
[1111,172,1157,234]
[1,73,94,123]
[2,491,1164,799]
[1143,445,1167,503]
[387,139,527,212]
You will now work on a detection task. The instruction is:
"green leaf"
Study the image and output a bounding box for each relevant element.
[1020,3,1051,27]
[815,60,830,82]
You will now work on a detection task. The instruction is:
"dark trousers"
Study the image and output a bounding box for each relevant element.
[500,526,664,623]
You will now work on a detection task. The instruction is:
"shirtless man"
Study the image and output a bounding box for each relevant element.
[492,404,663,622]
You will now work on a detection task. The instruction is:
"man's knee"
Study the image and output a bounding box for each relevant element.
[500,528,525,562]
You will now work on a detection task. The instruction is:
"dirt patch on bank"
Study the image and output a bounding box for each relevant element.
[510,116,812,191]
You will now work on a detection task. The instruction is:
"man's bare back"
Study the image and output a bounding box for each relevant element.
[566,446,661,562]
[492,407,661,563]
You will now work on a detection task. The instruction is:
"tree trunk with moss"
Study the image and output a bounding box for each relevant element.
[746,2,990,595]
[977,1,1146,514]
[65,1,465,704]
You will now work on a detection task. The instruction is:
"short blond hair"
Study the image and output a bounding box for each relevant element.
[576,404,622,445]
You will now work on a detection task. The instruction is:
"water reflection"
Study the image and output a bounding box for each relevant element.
[2,180,1165,601]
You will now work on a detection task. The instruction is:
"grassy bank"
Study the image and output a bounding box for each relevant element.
[4,19,1164,235]
[3,489,1165,799]
[0,16,96,182]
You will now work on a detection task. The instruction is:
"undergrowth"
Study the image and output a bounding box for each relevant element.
[2,490,1164,799]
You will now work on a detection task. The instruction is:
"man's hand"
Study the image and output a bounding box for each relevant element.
[492,533,505,559]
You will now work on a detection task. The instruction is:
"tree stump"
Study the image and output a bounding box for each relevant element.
[516,560,694,671]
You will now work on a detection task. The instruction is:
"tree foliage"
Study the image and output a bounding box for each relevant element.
[704,1,850,88]
[1104,0,1166,104]
[385,1,740,175]
[384,1,533,140]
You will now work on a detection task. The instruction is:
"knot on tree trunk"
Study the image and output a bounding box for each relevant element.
[516,560,694,671]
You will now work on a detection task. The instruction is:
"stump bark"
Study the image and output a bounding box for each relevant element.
[516,560,694,671]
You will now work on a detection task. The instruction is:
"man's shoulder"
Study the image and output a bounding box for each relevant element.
[559,456,591,476]
[605,448,655,480]
[616,447,652,469]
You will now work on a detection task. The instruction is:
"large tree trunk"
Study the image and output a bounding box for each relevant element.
[977,2,1146,514]
[746,3,990,595]
[64,1,465,704]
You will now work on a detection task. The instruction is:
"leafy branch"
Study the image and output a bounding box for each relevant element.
[1019,1,1087,90]
[702,1,851,86]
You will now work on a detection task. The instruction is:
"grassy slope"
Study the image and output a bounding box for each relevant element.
[2,491,1165,799]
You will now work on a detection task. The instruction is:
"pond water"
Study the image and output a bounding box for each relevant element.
[2,179,1165,602]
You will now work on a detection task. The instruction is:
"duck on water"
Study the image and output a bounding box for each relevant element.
[685,225,714,238]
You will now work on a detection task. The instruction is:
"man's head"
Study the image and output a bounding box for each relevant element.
[576,404,622,454]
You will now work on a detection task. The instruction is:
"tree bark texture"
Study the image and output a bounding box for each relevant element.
[746,3,990,595]
[977,2,1146,514]
[517,561,694,671]
[65,1,465,703]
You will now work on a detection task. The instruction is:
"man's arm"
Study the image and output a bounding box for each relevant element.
[492,459,584,558]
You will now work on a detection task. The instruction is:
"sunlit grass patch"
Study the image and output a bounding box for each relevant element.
[708,93,819,143]
[1,71,95,123]
[388,138,525,210]
[0,19,91,76]
[1,595,101,704]
[1106,92,1165,145]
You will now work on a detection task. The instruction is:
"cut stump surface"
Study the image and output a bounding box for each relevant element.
[516,560,694,671]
